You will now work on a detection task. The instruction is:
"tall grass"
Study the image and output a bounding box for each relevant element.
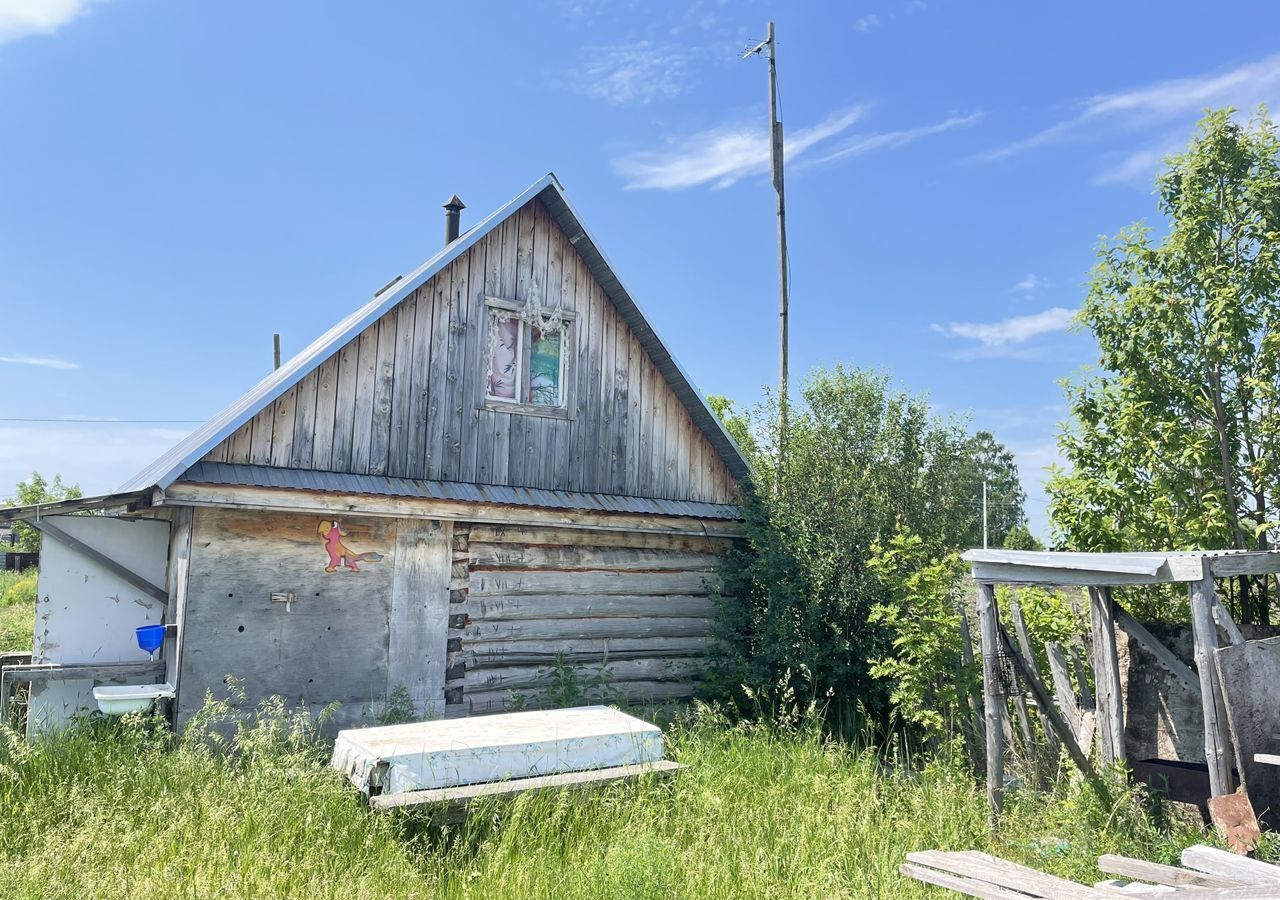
[0,696,1212,899]
[0,568,35,652]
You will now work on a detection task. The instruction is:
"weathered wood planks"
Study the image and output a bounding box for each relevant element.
[206,197,740,505]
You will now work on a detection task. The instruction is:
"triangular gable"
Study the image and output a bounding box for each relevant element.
[121,174,751,499]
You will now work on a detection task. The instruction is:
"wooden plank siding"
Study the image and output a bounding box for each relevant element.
[202,198,738,505]
[443,520,722,717]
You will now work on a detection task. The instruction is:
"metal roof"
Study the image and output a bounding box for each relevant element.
[180,462,743,520]
[962,548,1280,586]
[121,173,752,494]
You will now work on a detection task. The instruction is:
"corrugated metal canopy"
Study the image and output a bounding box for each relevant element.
[120,173,751,494]
[962,548,1280,585]
[180,462,743,520]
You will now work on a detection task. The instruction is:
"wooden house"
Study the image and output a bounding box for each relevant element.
[0,174,749,733]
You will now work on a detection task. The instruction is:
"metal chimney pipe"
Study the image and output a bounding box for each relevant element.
[443,194,466,245]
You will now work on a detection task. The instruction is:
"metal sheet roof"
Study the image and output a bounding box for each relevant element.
[181,462,744,520]
[120,174,751,494]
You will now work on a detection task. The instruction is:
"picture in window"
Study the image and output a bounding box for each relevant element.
[528,326,562,407]
[487,315,520,401]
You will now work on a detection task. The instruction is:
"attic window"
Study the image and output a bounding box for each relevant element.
[484,297,574,413]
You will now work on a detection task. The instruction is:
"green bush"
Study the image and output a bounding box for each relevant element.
[0,570,36,608]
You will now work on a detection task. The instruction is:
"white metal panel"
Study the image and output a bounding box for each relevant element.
[29,515,170,734]
[331,705,664,795]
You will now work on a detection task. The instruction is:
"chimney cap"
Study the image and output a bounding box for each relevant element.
[443,194,466,211]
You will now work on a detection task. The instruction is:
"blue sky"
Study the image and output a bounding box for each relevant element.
[3,0,1280,539]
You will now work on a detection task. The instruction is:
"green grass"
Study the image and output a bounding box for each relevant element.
[0,697,1220,900]
[0,568,35,652]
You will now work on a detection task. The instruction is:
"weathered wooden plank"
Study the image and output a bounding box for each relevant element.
[1207,551,1280,578]
[610,305,629,494]
[462,636,707,668]
[1189,564,1234,797]
[161,482,744,538]
[1090,586,1126,769]
[463,656,702,692]
[268,384,298,468]
[290,368,319,468]
[387,290,419,476]
[458,679,697,716]
[330,337,360,471]
[1113,603,1199,694]
[469,569,716,597]
[1180,844,1280,885]
[469,543,720,572]
[624,329,642,496]
[462,616,711,643]
[1046,641,1086,748]
[310,354,340,470]
[458,230,486,484]
[1211,592,1246,647]
[442,257,470,482]
[1009,598,1058,764]
[388,519,451,718]
[461,593,717,621]
[164,506,194,697]
[899,862,1036,900]
[905,850,1100,899]
[223,420,253,465]
[1097,854,1242,889]
[404,277,436,480]
[976,583,1005,818]
[349,325,379,472]
[367,311,398,475]
[247,406,274,466]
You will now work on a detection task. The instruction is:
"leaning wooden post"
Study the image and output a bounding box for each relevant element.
[976,581,1005,819]
[1010,598,1060,769]
[1189,562,1234,797]
[1089,586,1126,770]
[955,595,986,765]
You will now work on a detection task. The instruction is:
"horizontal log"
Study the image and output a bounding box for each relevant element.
[468,525,734,553]
[463,657,703,692]
[1,660,166,684]
[469,570,718,597]
[462,617,712,642]
[452,679,699,716]
[463,636,708,668]
[469,543,720,573]
[159,483,744,538]
[461,594,717,621]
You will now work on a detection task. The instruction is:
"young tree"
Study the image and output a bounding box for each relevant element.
[1049,108,1280,620]
[5,472,83,552]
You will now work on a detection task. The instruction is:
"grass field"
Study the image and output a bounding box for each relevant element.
[0,568,35,653]
[0,695,1225,900]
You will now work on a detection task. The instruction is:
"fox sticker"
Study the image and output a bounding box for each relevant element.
[318,520,384,573]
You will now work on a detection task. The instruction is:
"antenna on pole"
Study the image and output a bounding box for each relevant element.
[273,334,282,371]
[982,480,990,549]
[745,21,790,486]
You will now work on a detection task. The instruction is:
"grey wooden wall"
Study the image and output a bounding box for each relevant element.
[444,522,726,716]
[202,198,739,505]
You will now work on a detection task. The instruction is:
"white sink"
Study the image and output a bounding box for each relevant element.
[92,683,175,715]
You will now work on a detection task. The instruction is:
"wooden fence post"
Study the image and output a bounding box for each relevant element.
[955,594,986,766]
[1190,562,1234,797]
[1089,586,1126,770]
[976,582,1005,819]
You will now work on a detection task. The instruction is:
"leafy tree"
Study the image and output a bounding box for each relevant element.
[959,430,1027,549]
[1048,108,1280,621]
[1002,523,1043,551]
[708,366,1023,729]
[5,472,83,552]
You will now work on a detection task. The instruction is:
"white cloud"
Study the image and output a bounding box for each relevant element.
[614,106,866,190]
[573,42,691,106]
[854,14,880,33]
[934,306,1076,348]
[0,0,105,45]
[0,424,191,498]
[975,53,1280,164]
[1011,274,1042,292]
[0,354,79,369]
[804,112,981,166]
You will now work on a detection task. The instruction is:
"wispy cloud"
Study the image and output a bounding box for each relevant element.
[0,424,191,498]
[974,53,1280,166]
[615,106,866,190]
[1011,274,1043,293]
[615,107,977,190]
[933,306,1077,352]
[0,354,79,370]
[572,42,692,106]
[804,112,982,166]
[0,0,106,45]
[854,14,880,33]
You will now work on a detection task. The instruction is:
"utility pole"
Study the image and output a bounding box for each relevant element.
[273,334,282,371]
[745,21,790,482]
[982,480,989,549]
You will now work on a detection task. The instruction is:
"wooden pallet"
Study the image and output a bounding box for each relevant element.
[902,844,1280,897]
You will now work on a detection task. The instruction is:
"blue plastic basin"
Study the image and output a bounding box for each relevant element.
[136,624,166,655]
